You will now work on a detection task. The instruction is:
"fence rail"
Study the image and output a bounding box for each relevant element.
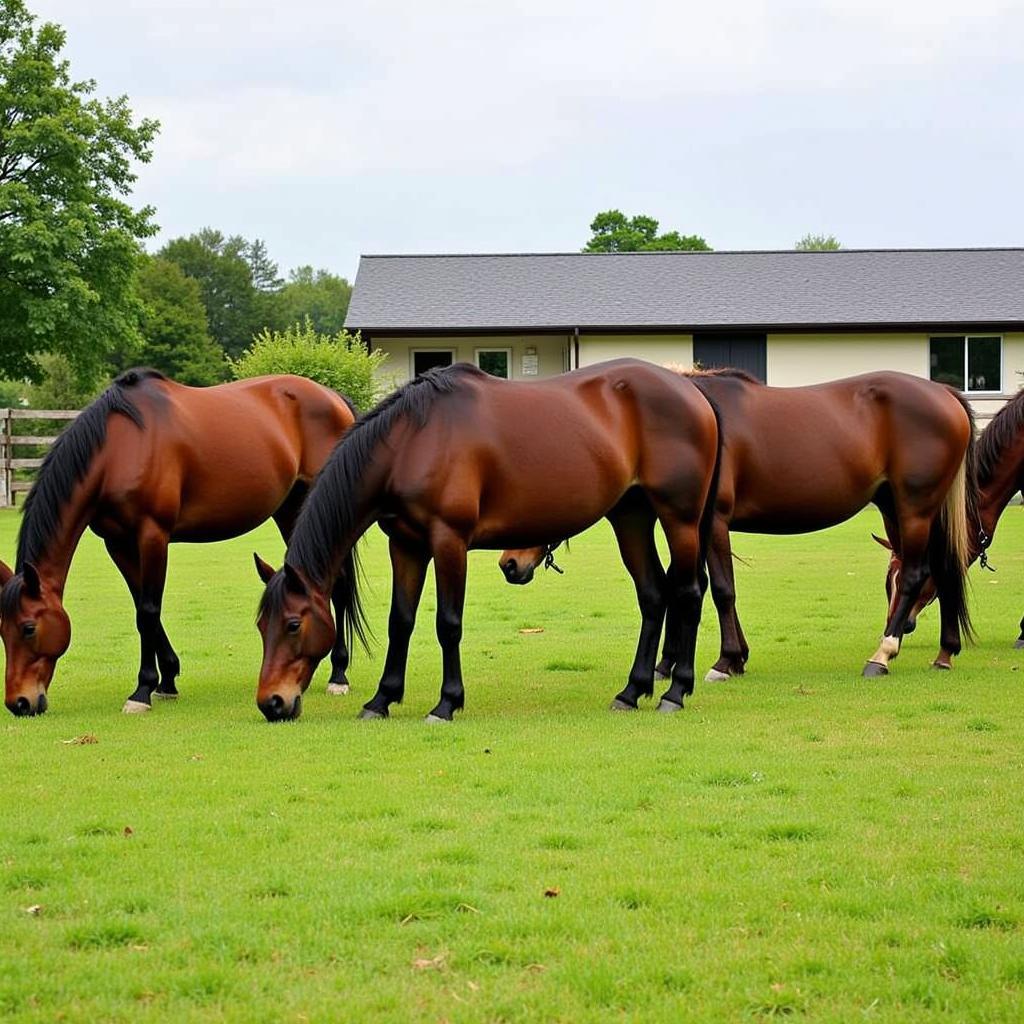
[0,408,79,508]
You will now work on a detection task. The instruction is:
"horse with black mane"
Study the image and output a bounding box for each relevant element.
[0,369,355,716]
[875,385,1024,652]
[253,359,721,722]
[500,369,976,678]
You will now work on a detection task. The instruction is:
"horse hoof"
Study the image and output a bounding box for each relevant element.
[656,698,683,713]
[704,668,730,683]
[357,708,387,720]
[654,669,670,682]
[424,713,452,724]
[1015,638,1024,650]
[153,691,179,700]
[122,699,151,714]
[931,661,952,671]
[862,661,888,678]
[326,683,350,696]
[609,698,637,712]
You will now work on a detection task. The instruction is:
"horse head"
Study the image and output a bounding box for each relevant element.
[253,554,335,722]
[872,534,934,635]
[0,561,71,716]
[498,542,566,585]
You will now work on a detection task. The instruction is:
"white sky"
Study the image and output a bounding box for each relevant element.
[31,0,1024,279]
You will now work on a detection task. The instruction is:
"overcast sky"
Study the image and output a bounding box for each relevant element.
[32,0,1024,280]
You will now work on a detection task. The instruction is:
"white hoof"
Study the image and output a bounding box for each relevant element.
[122,699,151,714]
[326,682,350,696]
[704,669,731,683]
[152,691,179,700]
[424,713,451,724]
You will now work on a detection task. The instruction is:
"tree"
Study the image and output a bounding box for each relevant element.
[231,318,386,412]
[159,229,258,359]
[795,233,841,251]
[244,238,283,292]
[583,210,711,253]
[132,255,226,384]
[0,0,159,384]
[268,265,352,336]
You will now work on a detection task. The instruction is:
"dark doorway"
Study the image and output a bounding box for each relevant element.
[692,333,767,382]
[413,350,455,376]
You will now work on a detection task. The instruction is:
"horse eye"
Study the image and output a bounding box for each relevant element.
[286,618,301,635]
[21,622,36,639]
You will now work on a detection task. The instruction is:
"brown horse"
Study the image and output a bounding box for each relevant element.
[0,369,355,716]
[253,359,721,722]
[875,387,1024,651]
[500,370,975,678]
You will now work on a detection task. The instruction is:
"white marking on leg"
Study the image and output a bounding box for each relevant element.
[121,699,151,714]
[326,683,349,696]
[868,635,900,667]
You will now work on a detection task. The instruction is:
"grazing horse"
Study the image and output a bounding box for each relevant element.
[0,369,356,716]
[500,369,975,679]
[253,359,721,722]
[875,386,1024,651]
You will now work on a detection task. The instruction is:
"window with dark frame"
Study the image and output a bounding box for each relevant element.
[476,349,511,379]
[928,336,1001,393]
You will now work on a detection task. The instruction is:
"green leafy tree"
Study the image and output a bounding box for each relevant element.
[245,238,283,292]
[268,265,352,336]
[231,318,386,412]
[131,255,226,384]
[795,233,841,251]
[583,210,711,253]
[0,0,159,384]
[159,228,258,359]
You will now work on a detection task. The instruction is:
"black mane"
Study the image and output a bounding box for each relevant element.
[977,388,1024,487]
[259,363,486,647]
[15,368,163,571]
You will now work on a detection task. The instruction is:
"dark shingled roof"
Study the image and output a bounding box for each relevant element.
[344,248,1024,333]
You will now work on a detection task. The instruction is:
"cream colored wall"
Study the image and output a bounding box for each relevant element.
[372,335,568,385]
[766,333,928,386]
[577,334,693,369]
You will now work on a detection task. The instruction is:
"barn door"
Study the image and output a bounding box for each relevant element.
[692,333,767,382]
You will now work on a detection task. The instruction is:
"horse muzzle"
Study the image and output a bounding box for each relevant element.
[501,559,535,585]
[6,692,48,717]
[258,692,302,723]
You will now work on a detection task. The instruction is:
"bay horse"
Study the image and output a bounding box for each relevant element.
[253,359,721,722]
[500,370,975,679]
[0,369,356,716]
[875,386,1024,653]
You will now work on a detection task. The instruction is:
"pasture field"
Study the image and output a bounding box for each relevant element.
[2,507,1024,1022]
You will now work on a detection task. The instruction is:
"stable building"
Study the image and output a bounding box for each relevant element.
[344,248,1024,420]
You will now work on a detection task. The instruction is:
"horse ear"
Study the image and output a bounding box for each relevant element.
[0,560,13,588]
[22,563,41,598]
[283,563,309,596]
[253,553,277,585]
[871,534,893,551]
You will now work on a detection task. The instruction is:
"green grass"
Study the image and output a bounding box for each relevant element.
[2,507,1024,1022]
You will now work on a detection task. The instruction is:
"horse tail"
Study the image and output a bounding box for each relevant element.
[697,387,724,578]
[930,393,977,643]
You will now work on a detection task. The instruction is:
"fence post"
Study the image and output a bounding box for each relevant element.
[0,409,10,509]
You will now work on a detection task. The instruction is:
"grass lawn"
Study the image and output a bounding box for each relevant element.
[2,505,1024,1022]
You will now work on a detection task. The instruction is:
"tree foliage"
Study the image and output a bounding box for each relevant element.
[271,266,352,336]
[231,318,386,412]
[0,0,159,384]
[159,229,259,360]
[583,210,711,253]
[795,233,841,251]
[133,255,226,385]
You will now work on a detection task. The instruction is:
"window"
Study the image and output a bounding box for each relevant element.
[412,349,455,377]
[929,336,1001,393]
[475,348,512,379]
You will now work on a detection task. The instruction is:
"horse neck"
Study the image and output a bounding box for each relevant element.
[976,436,1024,547]
[21,469,101,599]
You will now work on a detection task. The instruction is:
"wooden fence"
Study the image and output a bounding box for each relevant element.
[0,408,79,508]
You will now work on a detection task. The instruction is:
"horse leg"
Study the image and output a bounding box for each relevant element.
[105,538,181,704]
[1016,615,1024,650]
[652,511,708,712]
[121,522,171,713]
[705,518,747,681]
[607,503,667,711]
[425,527,468,723]
[863,518,931,677]
[359,538,428,720]
[655,604,677,682]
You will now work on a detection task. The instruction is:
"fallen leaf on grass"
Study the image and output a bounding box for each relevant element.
[543,887,560,898]
[518,628,544,635]
[24,904,42,916]
[123,826,134,838]
[61,734,98,745]
[412,952,448,971]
